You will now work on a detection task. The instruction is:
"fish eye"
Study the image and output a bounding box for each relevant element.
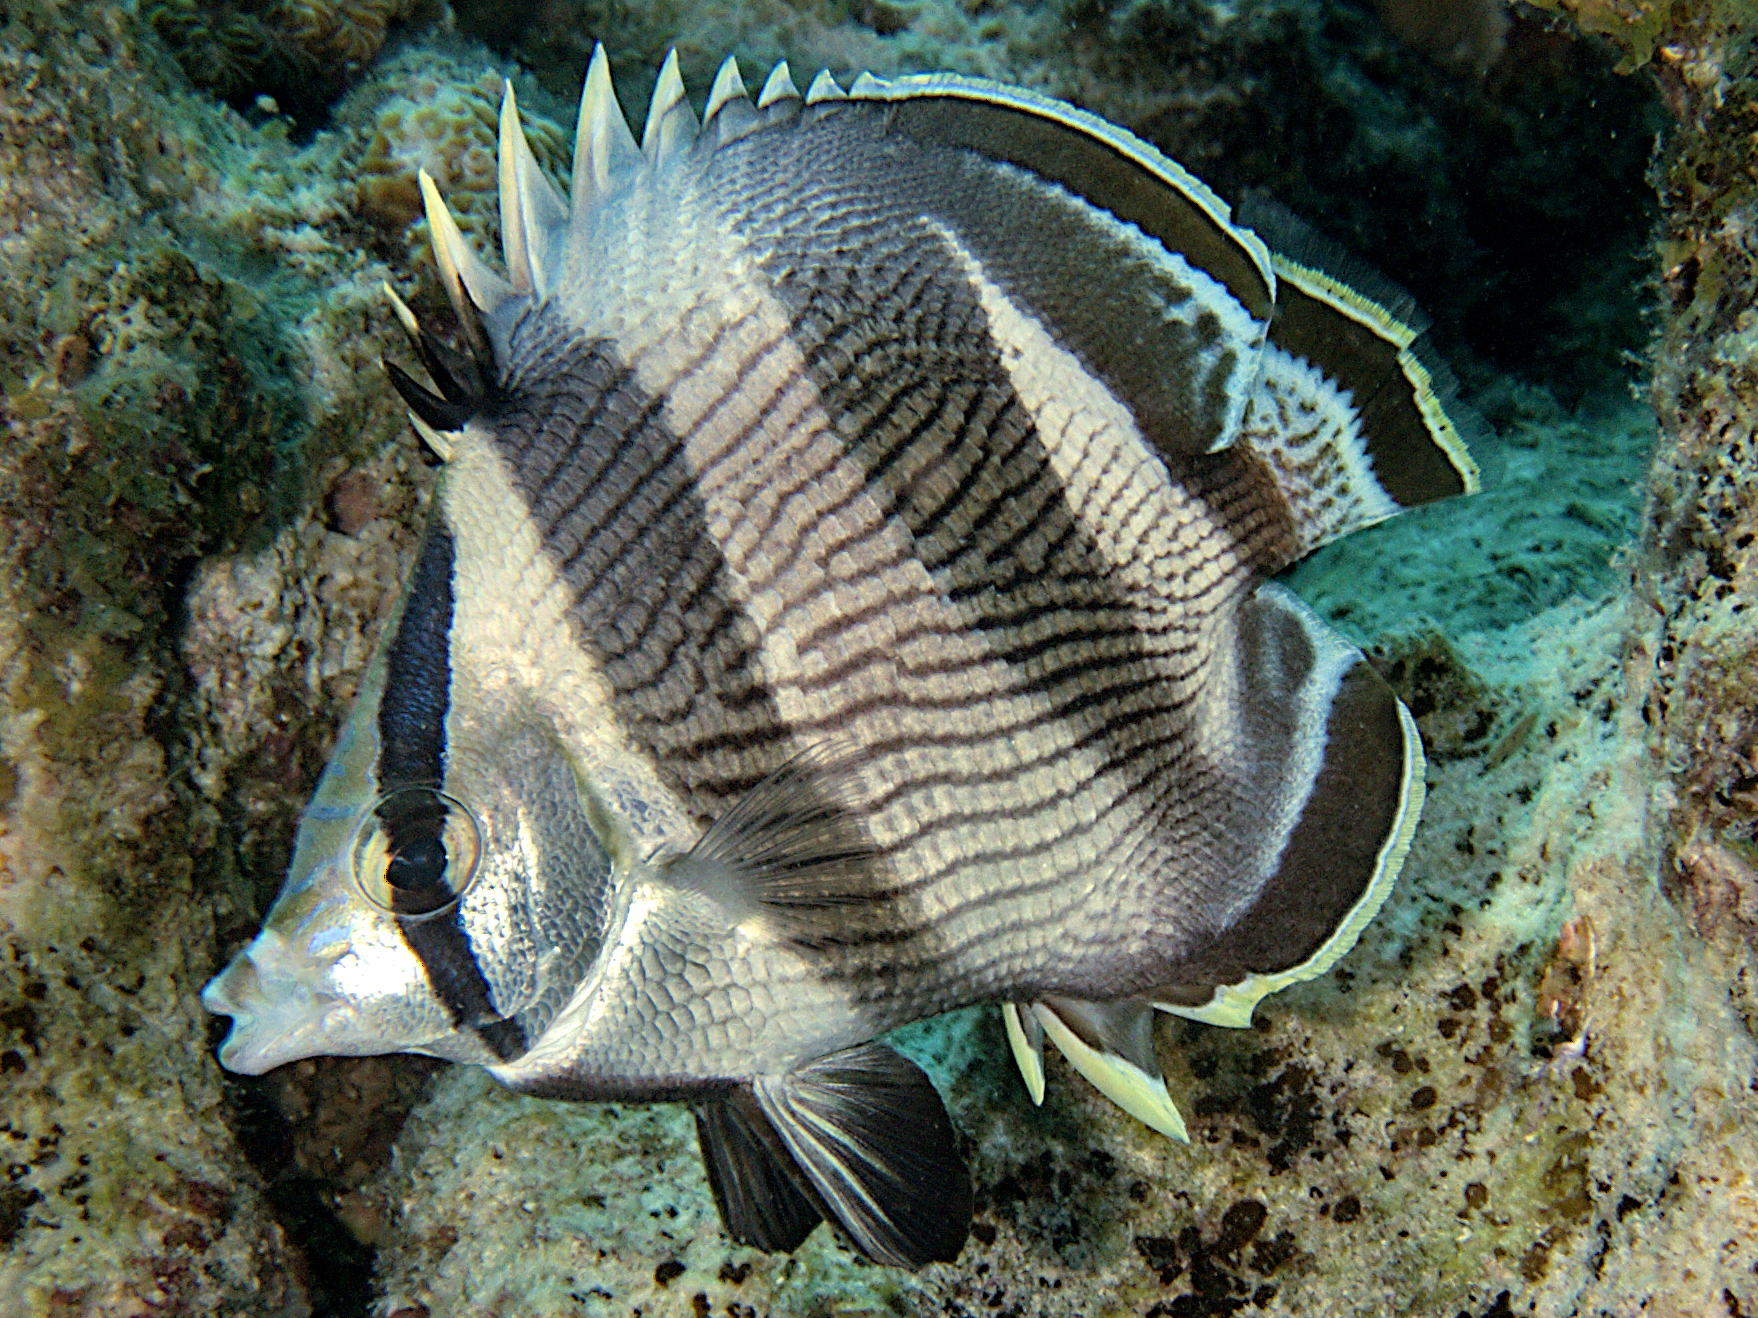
[348,786,484,921]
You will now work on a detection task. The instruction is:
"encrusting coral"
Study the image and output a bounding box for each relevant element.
[344,49,572,260]
[146,0,437,114]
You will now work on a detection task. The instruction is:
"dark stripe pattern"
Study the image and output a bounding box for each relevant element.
[470,92,1408,1023]
[377,525,454,789]
[703,114,1311,1002]
[879,98,1255,459]
[1269,283,1468,506]
[490,327,812,803]
[376,524,527,1061]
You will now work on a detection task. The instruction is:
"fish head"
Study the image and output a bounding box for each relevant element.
[202,679,475,1072]
[203,588,632,1076]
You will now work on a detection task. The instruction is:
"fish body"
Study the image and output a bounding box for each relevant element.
[204,49,1478,1268]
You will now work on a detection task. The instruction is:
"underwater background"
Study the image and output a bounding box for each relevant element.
[0,0,1753,1314]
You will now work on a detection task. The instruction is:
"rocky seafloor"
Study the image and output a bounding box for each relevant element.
[1,0,1755,1315]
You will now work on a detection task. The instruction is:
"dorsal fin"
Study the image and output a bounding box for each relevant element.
[818,70,1272,456]
[1232,197,1483,557]
[704,55,748,123]
[571,43,640,211]
[804,70,846,105]
[757,60,800,109]
[844,71,1273,326]
[497,81,569,300]
[418,169,510,332]
[1241,196,1481,506]
[379,280,491,462]
[703,55,759,146]
[642,49,699,167]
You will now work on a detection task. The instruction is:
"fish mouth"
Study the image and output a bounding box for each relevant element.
[202,935,348,1075]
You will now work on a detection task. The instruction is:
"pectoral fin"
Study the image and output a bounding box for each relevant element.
[724,1041,969,1268]
[665,745,915,952]
[1031,997,1188,1142]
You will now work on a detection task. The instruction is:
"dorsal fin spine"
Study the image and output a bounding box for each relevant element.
[757,61,800,108]
[498,81,569,301]
[380,279,421,341]
[643,49,699,166]
[704,55,748,124]
[804,70,847,104]
[497,83,532,296]
[572,43,640,211]
[419,169,511,324]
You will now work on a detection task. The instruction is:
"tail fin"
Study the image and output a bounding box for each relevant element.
[695,1041,971,1268]
[1236,197,1482,562]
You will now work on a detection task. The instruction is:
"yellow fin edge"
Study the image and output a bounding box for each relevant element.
[1158,699,1427,1029]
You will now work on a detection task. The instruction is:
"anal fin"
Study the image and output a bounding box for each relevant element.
[695,1089,824,1255]
[1002,1001,1046,1106]
[1033,997,1188,1142]
[744,1041,970,1268]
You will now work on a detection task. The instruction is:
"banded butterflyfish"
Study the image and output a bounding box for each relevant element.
[203,47,1480,1269]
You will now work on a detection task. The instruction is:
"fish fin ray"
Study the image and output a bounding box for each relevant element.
[498,80,570,300]
[385,360,472,433]
[1033,998,1188,1141]
[703,55,749,124]
[643,49,699,167]
[1002,1002,1046,1106]
[380,279,421,340]
[418,169,511,321]
[414,327,482,406]
[668,744,890,940]
[695,1089,824,1253]
[378,285,489,452]
[757,60,800,109]
[752,1041,970,1268]
[572,43,640,211]
[805,70,847,104]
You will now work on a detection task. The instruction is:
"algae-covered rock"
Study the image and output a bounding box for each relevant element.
[0,5,310,1313]
[0,2,441,1312]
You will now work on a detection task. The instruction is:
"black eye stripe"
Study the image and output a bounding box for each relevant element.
[373,522,527,1061]
[378,525,454,789]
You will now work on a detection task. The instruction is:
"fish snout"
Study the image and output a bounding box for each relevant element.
[201,928,350,1076]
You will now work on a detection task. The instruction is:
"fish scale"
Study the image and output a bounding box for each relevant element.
[204,47,1480,1270]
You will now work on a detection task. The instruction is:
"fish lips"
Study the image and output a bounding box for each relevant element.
[202,932,358,1075]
